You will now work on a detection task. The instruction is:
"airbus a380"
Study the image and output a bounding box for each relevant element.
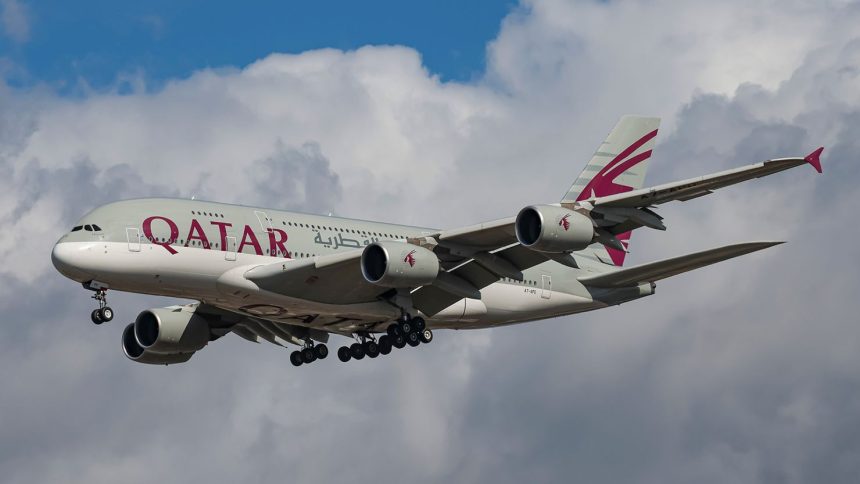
[51,116,823,367]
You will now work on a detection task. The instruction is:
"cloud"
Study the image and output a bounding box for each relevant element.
[0,0,29,44]
[1,1,860,483]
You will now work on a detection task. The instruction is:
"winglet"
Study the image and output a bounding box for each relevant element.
[805,147,824,173]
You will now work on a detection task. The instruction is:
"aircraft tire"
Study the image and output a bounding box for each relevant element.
[350,343,365,360]
[386,324,402,338]
[378,335,392,355]
[314,344,329,360]
[99,307,114,322]
[301,347,316,364]
[91,309,103,325]
[399,319,413,335]
[406,331,420,347]
[290,351,303,367]
[412,317,426,332]
[337,346,351,362]
[420,329,433,344]
[365,341,379,358]
[392,335,406,349]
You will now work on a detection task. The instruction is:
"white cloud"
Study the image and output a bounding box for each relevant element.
[0,0,29,44]
[1,1,860,483]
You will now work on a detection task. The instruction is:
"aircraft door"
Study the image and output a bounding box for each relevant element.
[254,211,273,233]
[541,274,552,299]
[126,227,141,252]
[225,236,237,261]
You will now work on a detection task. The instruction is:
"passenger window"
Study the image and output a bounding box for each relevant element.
[71,226,83,232]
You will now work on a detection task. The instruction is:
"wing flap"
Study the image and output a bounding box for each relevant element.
[578,241,783,288]
[413,244,551,316]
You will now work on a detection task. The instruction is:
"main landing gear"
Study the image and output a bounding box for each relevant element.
[290,341,329,367]
[336,315,433,363]
[89,288,114,325]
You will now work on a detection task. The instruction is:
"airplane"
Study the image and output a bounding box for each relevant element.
[50,116,824,367]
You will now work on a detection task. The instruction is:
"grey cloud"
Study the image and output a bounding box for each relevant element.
[241,141,342,214]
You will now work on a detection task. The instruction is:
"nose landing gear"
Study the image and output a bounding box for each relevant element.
[89,288,114,325]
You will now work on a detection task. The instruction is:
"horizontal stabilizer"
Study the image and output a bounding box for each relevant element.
[578,241,783,288]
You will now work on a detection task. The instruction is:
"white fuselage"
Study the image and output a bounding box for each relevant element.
[52,198,644,334]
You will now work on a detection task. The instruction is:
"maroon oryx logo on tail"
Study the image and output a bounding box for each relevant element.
[559,214,571,231]
[404,250,417,267]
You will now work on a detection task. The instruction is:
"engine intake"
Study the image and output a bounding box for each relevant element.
[515,205,594,253]
[361,241,439,287]
[121,305,211,365]
[122,323,195,365]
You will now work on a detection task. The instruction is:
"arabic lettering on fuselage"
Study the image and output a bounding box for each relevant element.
[313,230,378,249]
[141,215,381,257]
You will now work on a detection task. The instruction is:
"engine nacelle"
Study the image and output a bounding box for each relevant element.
[515,205,594,253]
[122,323,195,365]
[361,241,439,287]
[120,305,210,365]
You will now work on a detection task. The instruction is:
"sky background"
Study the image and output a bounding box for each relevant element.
[1,1,859,483]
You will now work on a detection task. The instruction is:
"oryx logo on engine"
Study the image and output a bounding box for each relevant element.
[559,214,571,231]
[404,250,417,267]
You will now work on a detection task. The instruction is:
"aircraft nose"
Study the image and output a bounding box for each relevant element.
[51,242,92,281]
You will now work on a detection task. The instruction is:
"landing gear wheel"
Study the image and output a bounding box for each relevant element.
[314,344,329,360]
[386,324,402,338]
[393,334,406,349]
[350,343,365,360]
[98,307,113,322]
[301,347,316,364]
[400,319,413,335]
[406,331,421,347]
[365,341,380,358]
[378,335,393,355]
[290,351,303,367]
[420,329,433,344]
[91,309,103,325]
[412,317,426,332]
[337,346,351,362]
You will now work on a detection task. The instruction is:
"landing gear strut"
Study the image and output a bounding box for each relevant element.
[290,340,328,367]
[89,289,113,325]
[336,314,433,363]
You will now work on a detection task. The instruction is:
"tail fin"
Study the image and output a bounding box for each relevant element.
[562,115,661,267]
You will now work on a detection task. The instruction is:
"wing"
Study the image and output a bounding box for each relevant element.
[577,241,783,288]
[242,249,385,304]
[576,149,824,236]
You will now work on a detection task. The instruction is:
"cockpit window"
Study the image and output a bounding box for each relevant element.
[92,224,102,231]
[84,225,93,231]
[71,226,83,232]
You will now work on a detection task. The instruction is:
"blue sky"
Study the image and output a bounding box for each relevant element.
[0,0,514,91]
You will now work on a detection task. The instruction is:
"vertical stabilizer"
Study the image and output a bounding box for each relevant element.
[563,115,661,266]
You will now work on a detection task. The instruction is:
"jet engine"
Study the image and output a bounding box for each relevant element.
[361,241,439,287]
[121,306,210,365]
[515,205,594,253]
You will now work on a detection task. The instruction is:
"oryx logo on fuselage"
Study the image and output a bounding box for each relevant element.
[559,214,571,231]
[404,250,417,267]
